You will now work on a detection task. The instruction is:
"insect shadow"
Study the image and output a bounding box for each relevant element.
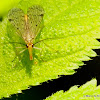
[6,23,43,77]
[0,16,3,22]
[6,22,64,77]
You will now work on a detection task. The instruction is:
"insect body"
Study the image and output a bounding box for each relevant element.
[8,5,44,60]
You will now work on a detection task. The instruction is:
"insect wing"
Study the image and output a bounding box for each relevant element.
[8,8,25,37]
[27,5,44,40]
[8,6,44,43]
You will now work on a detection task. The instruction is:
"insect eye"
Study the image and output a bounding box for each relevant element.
[26,45,28,48]
[32,44,33,47]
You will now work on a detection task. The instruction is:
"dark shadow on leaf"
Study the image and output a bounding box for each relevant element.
[0,16,3,22]
[6,23,34,76]
[20,50,34,77]
[6,22,45,76]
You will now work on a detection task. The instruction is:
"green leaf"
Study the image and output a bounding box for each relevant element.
[0,0,100,99]
[45,79,100,100]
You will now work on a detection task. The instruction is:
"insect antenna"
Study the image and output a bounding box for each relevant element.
[33,38,60,58]
[1,42,26,62]
[33,37,66,53]
[34,38,55,45]
[34,36,66,46]
[2,42,26,46]
[42,42,59,53]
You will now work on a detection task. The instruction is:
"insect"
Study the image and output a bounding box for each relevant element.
[8,5,44,60]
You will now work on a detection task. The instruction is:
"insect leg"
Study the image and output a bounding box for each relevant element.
[12,48,27,62]
[16,47,26,48]
[39,48,46,62]
[43,42,59,53]
[33,46,45,62]
[33,46,42,50]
